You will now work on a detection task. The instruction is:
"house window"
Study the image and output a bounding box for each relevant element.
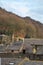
[22,49,26,54]
[11,50,14,52]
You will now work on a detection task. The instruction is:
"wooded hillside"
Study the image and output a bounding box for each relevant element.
[0,7,43,38]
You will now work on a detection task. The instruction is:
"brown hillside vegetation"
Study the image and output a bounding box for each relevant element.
[0,7,43,38]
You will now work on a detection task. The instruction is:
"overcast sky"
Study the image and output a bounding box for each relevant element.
[0,0,43,23]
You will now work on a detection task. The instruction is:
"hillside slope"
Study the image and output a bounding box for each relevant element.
[0,7,43,38]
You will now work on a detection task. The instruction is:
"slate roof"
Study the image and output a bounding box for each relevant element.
[0,39,43,54]
[1,58,22,65]
[24,39,43,45]
[1,58,43,65]
[7,41,23,51]
[24,39,43,54]
[0,44,6,53]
